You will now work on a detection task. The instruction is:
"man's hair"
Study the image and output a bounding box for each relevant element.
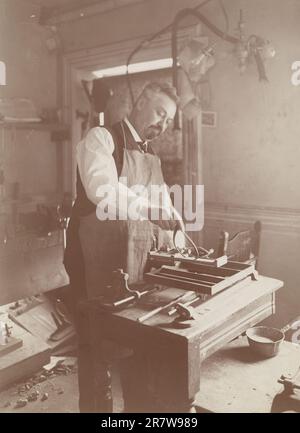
[136,81,180,106]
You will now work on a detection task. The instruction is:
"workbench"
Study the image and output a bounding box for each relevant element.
[90,275,283,412]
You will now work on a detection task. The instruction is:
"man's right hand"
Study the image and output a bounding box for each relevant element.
[140,204,184,232]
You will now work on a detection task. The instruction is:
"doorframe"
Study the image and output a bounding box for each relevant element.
[61,26,204,243]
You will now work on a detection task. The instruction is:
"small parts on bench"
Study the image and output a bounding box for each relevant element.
[0,322,13,345]
[5,323,12,338]
[0,321,23,357]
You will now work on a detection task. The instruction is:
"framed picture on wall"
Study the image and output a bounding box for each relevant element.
[202,111,217,128]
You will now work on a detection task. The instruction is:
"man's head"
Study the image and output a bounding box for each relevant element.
[129,82,179,141]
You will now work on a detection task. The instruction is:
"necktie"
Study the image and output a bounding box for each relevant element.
[137,141,148,153]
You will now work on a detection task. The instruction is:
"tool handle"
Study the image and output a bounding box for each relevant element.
[112,288,154,308]
[168,295,200,316]
[137,291,194,323]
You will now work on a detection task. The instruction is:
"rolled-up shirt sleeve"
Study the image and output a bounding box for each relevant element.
[76,127,148,220]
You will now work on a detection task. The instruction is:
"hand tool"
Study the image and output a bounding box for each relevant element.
[108,286,159,309]
[167,294,204,316]
[137,291,195,323]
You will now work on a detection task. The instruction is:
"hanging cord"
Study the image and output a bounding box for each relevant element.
[172,222,213,259]
[171,7,240,128]
[125,0,217,106]
[218,0,229,34]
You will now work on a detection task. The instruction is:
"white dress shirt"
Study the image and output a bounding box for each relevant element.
[76,118,174,221]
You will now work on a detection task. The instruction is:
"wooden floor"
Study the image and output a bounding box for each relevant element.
[1,338,300,413]
[0,372,79,413]
[0,363,123,413]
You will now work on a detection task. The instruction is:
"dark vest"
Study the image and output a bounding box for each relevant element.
[72,121,153,217]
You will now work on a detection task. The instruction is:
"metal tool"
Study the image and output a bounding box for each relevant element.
[137,291,195,323]
[78,279,160,313]
[106,269,142,302]
[107,286,158,309]
[0,321,23,357]
[167,294,204,316]
[5,323,12,338]
[278,368,300,394]
[271,367,300,412]
[175,303,199,320]
[171,303,204,328]
[172,223,214,260]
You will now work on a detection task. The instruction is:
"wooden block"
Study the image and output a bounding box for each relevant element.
[0,331,51,390]
[0,337,23,357]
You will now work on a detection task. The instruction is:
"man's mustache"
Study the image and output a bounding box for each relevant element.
[150,124,163,134]
[145,124,163,140]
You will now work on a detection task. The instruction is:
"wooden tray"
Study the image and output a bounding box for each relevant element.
[145,261,256,296]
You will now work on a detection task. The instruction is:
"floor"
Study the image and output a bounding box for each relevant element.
[0,304,125,413]
[2,338,300,413]
[0,361,123,413]
[0,371,79,413]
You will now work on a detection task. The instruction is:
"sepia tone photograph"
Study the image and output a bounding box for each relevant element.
[0,0,300,416]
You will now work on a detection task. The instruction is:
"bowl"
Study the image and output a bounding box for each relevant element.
[246,326,285,358]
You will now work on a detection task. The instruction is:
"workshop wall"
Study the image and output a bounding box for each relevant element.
[0,0,58,109]
[202,0,300,209]
[59,0,203,53]
[201,0,300,327]
[0,0,59,198]
[0,0,66,305]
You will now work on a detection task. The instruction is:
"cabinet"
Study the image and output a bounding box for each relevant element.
[0,122,70,306]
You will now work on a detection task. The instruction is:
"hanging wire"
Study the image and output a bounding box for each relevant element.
[218,0,229,34]
[125,0,219,106]
[172,223,213,259]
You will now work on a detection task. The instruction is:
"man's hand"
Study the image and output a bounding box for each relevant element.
[140,204,184,232]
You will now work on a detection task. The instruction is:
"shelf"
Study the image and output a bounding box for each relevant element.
[0,121,69,141]
[0,193,65,210]
[0,121,66,131]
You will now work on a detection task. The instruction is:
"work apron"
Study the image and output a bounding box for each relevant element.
[64,127,171,411]
[78,143,167,300]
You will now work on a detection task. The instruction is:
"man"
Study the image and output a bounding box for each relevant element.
[64,81,182,413]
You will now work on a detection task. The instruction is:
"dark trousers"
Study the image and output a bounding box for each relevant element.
[75,309,113,413]
[64,273,154,413]
[63,231,112,413]
[63,220,153,412]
